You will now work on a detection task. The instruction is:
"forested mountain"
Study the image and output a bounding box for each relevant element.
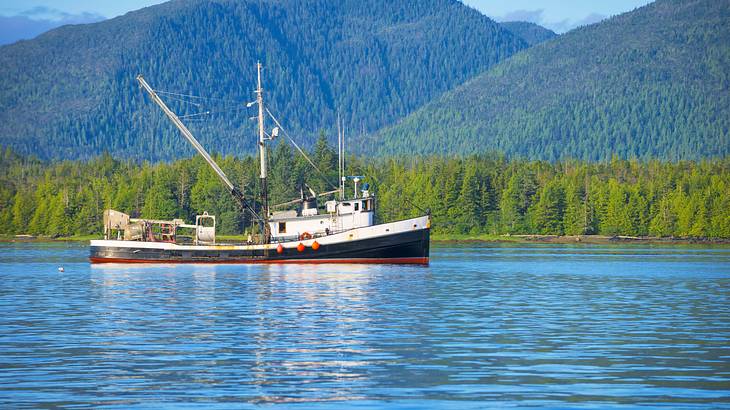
[500,21,557,46]
[0,0,526,161]
[373,0,730,161]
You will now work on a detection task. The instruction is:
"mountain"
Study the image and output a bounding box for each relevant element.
[0,0,526,161]
[372,0,730,161]
[500,21,557,46]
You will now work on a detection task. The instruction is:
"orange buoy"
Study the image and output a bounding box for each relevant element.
[276,244,284,254]
[297,243,305,252]
[312,241,320,250]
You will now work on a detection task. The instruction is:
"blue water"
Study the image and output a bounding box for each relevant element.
[1,242,729,409]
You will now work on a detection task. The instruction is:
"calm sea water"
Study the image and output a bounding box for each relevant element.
[0,242,729,409]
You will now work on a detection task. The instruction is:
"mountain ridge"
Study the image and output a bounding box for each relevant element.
[500,21,557,46]
[0,0,526,161]
[371,0,730,161]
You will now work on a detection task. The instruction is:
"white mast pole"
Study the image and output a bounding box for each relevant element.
[337,112,343,200]
[256,62,267,182]
[342,120,346,199]
[255,62,270,243]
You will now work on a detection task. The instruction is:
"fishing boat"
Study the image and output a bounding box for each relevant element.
[89,63,430,264]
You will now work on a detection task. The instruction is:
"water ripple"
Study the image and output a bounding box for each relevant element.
[0,242,729,408]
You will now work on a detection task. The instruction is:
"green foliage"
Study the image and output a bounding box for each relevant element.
[0,0,525,161]
[562,179,591,235]
[1,146,729,239]
[499,168,538,234]
[532,180,565,235]
[375,0,730,161]
[369,154,730,239]
[501,21,558,46]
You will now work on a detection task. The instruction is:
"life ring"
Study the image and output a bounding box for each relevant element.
[299,232,312,240]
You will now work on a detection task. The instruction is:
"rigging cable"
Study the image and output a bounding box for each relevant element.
[152,89,245,104]
[178,105,250,120]
[265,107,339,191]
[155,93,202,107]
[150,89,256,122]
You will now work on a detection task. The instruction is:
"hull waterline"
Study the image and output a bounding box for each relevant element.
[90,224,430,265]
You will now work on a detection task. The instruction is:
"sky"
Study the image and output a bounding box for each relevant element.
[0,0,654,45]
[462,0,653,33]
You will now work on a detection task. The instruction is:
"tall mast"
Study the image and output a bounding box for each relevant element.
[337,112,343,200]
[255,62,271,243]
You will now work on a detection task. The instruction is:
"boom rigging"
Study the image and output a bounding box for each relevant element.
[137,64,342,245]
[135,74,265,229]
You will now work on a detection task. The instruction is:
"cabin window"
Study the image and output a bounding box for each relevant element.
[362,200,369,211]
[278,222,286,233]
[342,202,350,207]
[354,202,359,211]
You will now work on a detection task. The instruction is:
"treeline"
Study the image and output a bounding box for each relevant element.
[375,155,730,238]
[1,143,729,238]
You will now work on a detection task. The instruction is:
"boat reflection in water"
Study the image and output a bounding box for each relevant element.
[90,262,431,403]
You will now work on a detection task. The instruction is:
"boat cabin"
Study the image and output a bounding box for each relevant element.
[269,192,375,241]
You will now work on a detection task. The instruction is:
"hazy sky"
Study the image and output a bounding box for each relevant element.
[0,1,164,18]
[463,0,653,32]
[1,0,655,45]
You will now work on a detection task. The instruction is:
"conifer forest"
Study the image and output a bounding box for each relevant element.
[2,139,728,239]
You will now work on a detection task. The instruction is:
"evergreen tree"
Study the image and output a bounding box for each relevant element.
[533,179,565,235]
[11,190,34,234]
[500,169,537,234]
[563,181,589,235]
[455,159,482,233]
[602,180,630,236]
[1,149,729,240]
[141,168,179,220]
[625,187,649,236]
[47,191,70,237]
[649,196,677,237]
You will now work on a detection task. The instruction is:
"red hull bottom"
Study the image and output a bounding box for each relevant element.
[89,257,429,265]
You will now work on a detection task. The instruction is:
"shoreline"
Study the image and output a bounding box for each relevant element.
[3,234,730,246]
[431,234,730,245]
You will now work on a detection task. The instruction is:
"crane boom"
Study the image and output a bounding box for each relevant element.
[136,75,263,224]
[137,75,235,190]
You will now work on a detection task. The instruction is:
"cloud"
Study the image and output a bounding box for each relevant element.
[575,13,608,27]
[546,20,570,33]
[499,9,545,24]
[496,9,609,33]
[18,6,103,22]
[0,7,105,46]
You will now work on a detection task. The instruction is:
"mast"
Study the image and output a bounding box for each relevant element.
[337,112,343,200]
[254,62,271,243]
